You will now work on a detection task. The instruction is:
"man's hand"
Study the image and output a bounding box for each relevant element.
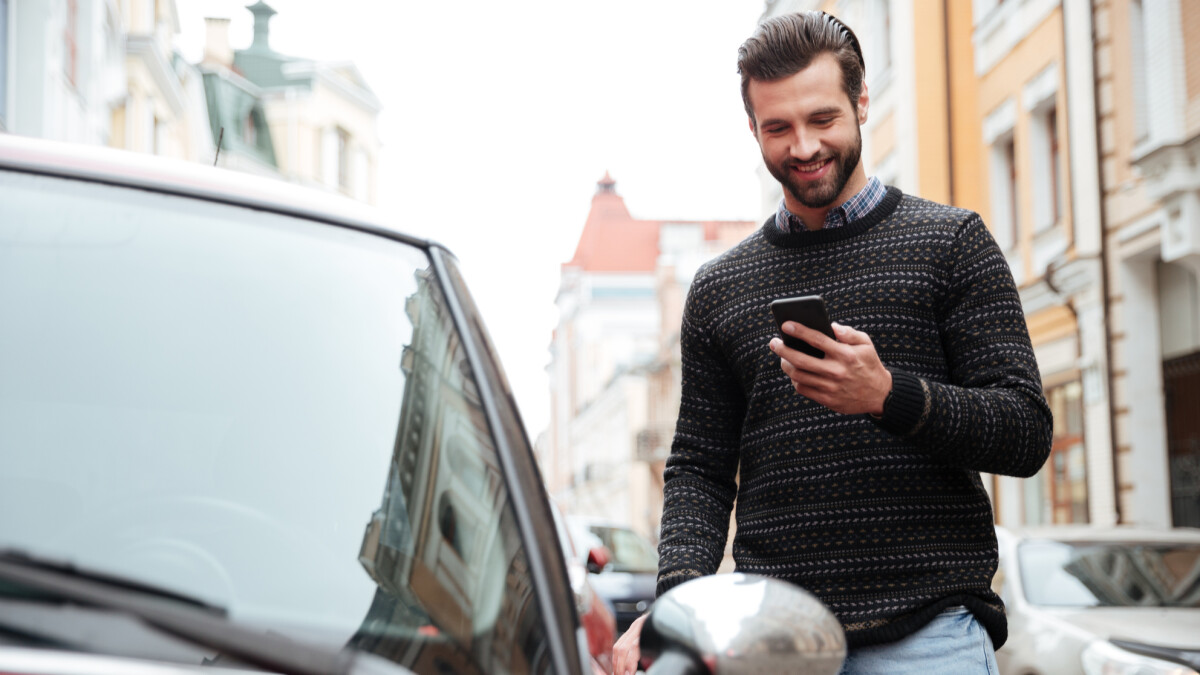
[769,321,892,416]
[613,613,648,675]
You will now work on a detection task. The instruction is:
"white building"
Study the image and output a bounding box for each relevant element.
[2,0,211,163]
[3,0,127,144]
[544,173,755,539]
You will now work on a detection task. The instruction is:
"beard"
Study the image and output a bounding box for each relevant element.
[766,124,862,210]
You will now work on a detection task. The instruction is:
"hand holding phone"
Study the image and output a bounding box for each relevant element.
[769,295,836,359]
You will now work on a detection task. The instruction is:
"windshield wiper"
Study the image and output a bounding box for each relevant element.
[0,549,226,614]
[0,549,409,675]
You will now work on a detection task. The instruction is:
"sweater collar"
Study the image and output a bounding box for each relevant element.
[761,186,904,248]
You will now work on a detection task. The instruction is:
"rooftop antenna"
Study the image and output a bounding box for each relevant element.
[213,127,224,166]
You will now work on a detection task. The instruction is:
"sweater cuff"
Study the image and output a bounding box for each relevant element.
[655,569,701,598]
[870,369,927,436]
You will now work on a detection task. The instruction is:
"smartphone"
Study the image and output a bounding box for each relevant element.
[769,295,836,359]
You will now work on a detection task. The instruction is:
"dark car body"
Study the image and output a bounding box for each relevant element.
[0,134,589,675]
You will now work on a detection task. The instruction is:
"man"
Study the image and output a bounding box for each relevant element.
[613,11,1052,675]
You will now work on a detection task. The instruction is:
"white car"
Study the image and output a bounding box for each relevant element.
[994,525,1200,675]
[0,134,844,675]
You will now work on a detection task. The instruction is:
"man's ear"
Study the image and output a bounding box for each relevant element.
[857,83,870,125]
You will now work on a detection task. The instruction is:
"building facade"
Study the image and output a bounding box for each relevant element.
[761,0,1117,528]
[1096,0,1200,528]
[543,174,755,540]
[2,0,212,162]
[2,0,379,205]
[198,2,381,201]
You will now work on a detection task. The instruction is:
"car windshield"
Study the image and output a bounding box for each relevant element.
[1018,539,1200,608]
[0,169,553,673]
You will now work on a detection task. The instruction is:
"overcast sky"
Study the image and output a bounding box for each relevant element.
[175,0,768,438]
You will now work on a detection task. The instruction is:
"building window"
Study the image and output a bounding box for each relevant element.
[1130,0,1150,142]
[1031,102,1063,231]
[868,0,892,80]
[1046,381,1088,524]
[337,127,351,191]
[242,112,257,146]
[989,131,1018,250]
[64,0,79,88]
[1023,470,1049,526]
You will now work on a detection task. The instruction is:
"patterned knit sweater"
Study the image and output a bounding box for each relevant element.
[657,187,1052,649]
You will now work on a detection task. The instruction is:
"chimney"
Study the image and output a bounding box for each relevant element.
[203,17,233,67]
[247,1,278,54]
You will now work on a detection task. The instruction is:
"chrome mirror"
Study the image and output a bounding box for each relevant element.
[640,573,846,675]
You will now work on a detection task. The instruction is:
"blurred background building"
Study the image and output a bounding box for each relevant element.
[3,0,1196,534]
[1,0,379,202]
[540,173,755,542]
[542,0,1199,538]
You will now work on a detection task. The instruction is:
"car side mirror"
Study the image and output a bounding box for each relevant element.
[586,546,611,574]
[639,573,845,675]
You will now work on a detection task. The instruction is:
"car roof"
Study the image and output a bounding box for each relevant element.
[0,133,440,253]
[997,524,1200,544]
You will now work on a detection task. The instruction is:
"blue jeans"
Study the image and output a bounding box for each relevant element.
[838,606,998,675]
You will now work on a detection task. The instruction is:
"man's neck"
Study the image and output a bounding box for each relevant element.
[785,169,868,231]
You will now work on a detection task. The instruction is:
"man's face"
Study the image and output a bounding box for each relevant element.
[748,53,868,218]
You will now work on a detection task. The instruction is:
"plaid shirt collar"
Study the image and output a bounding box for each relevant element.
[775,176,886,233]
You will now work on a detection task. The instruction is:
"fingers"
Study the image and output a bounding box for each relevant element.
[613,614,647,675]
[770,338,836,379]
[781,321,841,350]
[830,322,871,346]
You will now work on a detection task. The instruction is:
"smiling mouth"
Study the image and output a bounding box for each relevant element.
[791,158,833,174]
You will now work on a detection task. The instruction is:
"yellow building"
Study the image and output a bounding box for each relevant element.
[762,0,1113,527]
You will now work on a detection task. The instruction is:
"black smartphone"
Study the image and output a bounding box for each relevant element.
[769,295,836,359]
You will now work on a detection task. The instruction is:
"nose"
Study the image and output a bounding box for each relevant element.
[789,129,821,161]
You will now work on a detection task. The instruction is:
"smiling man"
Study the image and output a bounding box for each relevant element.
[613,11,1053,675]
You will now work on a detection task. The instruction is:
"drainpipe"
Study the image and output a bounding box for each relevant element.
[1094,60,1121,525]
[1062,0,1123,524]
[943,0,956,205]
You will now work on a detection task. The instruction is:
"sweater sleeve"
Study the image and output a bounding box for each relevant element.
[872,214,1053,477]
[656,282,746,597]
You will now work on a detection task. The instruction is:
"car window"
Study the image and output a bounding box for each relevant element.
[1018,539,1200,608]
[589,526,658,574]
[0,170,553,673]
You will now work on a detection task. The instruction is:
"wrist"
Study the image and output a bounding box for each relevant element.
[870,371,894,418]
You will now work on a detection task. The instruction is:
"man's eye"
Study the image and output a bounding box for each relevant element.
[813,118,834,126]
[765,126,787,134]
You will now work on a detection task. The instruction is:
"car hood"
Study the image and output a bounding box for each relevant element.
[1048,607,1200,646]
[587,571,656,600]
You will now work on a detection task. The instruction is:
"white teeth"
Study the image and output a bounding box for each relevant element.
[796,159,829,172]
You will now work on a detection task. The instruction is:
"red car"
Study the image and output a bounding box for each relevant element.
[550,504,616,674]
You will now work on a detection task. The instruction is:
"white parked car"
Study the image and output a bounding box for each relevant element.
[0,134,844,675]
[994,525,1200,675]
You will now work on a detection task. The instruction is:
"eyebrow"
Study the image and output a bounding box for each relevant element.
[808,107,845,119]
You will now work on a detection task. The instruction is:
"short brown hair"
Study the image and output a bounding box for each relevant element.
[738,11,866,127]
